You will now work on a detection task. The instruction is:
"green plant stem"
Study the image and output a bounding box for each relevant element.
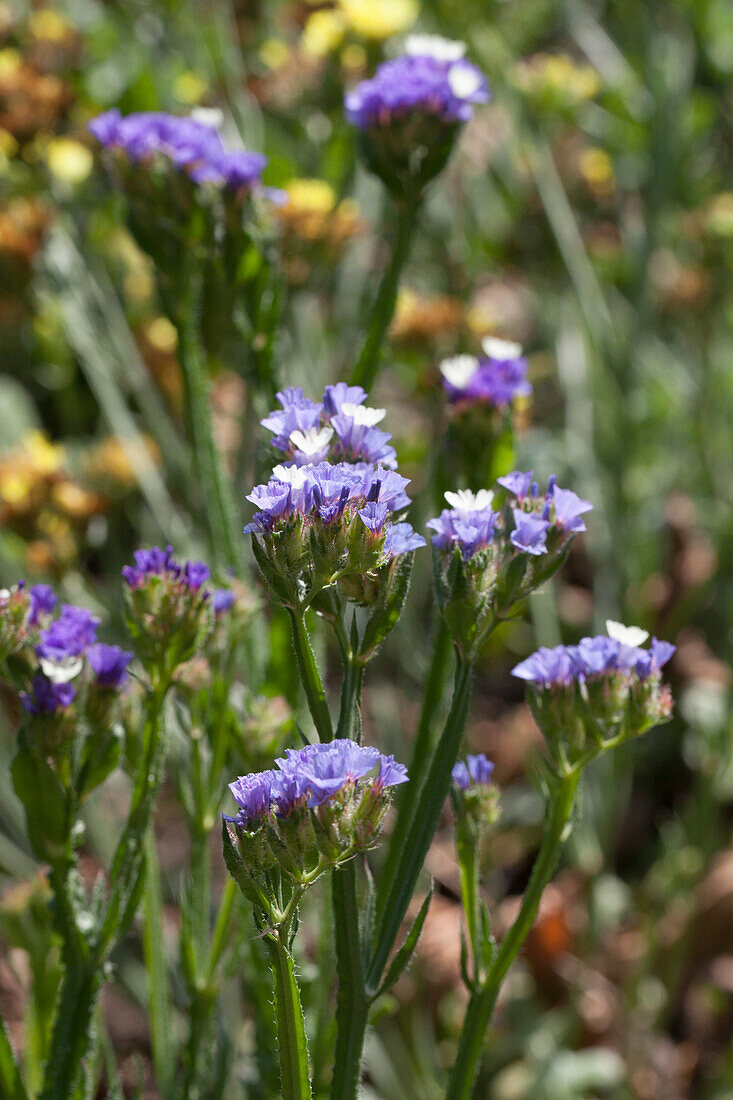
[446,769,581,1100]
[367,654,473,992]
[175,275,244,573]
[330,860,369,1100]
[0,1011,27,1100]
[288,609,333,742]
[349,200,420,392]
[378,619,451,911]
[266,931,312,1100]
[456,828,481,981]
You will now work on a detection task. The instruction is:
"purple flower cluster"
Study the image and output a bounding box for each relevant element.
[87,644,134,689]
[22,674,75,715]
[261,385,398,469]
[122,545,211,592]
[427,473,593,560]
[28,584,57,626]
[441,339,532,408]
[512,632,675,686]
[88,110,268,193]
[229,739,408,827]
[245,461,424,557]
[36,605,100,663]
[452,753,494,790]
[345,40,489,129]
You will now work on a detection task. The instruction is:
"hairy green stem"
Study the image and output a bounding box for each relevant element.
[367,655,473,992]
[330,861,369,1100]
[266,932,312,1100]
[456,828,481,982]
[378,619,451,910]
[176,282,244,573]
[288,609,333,742]
[349,201,419,392]
[0,1011,27,1100]
[446,769,581,1099]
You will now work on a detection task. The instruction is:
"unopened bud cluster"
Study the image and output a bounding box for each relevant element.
[224,740,408,910]
[428,471,593,658]
[513,621,676,769]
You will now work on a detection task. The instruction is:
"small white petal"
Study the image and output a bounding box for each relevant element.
[447,63,484,100]
[340,403,386,426]
[481,336,523,360]
[606,620,649,647]
[0,588,10,600]
[272,464,308,488]
[444,489,495,512]
[405,34,466,62]
[190,107,224,130]
[289,426,334,455]
[39,656,84,684]
[440,355,479,390]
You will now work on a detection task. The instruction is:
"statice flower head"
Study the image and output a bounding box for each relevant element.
[212,588,235,615]
[247,390,424,622]
[224,740,409,901]
[442,339,532,409]
[344,41,489,198]
[0,582,32,662]
[22,674,75,715]
[28,584,57,626]
[452,753,499,830]
[87,644,134,689]
[428,475,594,659]
[513,624,676,768]
[122,546,214,666]
[88,109,269,197]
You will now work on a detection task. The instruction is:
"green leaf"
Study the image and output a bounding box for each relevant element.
[11,739,68,863]
[373,884,433,999]
[77,731,122,801]
[0,1011,27,1100]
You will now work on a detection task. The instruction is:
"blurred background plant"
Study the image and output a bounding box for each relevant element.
[0,0,730,1097]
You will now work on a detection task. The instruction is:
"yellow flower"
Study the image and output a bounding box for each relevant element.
[173,71,208,106]
[24,431,64,475]
[45,138,93,184]
[146,315,178,354]
[29,9,73,43]
[338,0,418,40]
[0,127,18,157]
[259,38,291,70]
[0,468,33,504]
[284,178,337,215]
[300,10,345,58]
[0,48,21,76]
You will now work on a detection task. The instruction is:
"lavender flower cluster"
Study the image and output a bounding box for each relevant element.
[21,595,132,715]
[246,387,425,575]
[122,544,211,592]
[345,36,489,129]
[229,739,408,827]
[427,472,592,561]
[452,753,494,791]
[88,110,268,193]
[261,383,398,468]
[513,621,675,686]
[441,338,532,408]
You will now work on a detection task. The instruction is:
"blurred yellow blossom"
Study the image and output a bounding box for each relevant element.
[173,70,208,105]
[513,53,601,111]
[0,48,21,76]
[301,10,345,58]
[28,9,73,43]
[84,435,161,488]
[285,178,338,214]
[391,288,465,345]
[45,137,92,183]
[146,315,178,354]
[340,43,367,74]
[0,125,17,156]
[259,38,291,70]
[24,431,64,475]
[578,147,614,196]
[339,0,418,40]
[704,192,733,238]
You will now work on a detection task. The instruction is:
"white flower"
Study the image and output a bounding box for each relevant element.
[481,336,523,361]
[447,61,484,100]
[39,656,84,684]
[273,464,309,488]
[289,426,334,455]
[445,489,495,512]
[191,107,224,130]
[0,588,10,601]
[440,355,478,390]
[606,620,649,647]
[405,34,466,63]
[340,402,386,426]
